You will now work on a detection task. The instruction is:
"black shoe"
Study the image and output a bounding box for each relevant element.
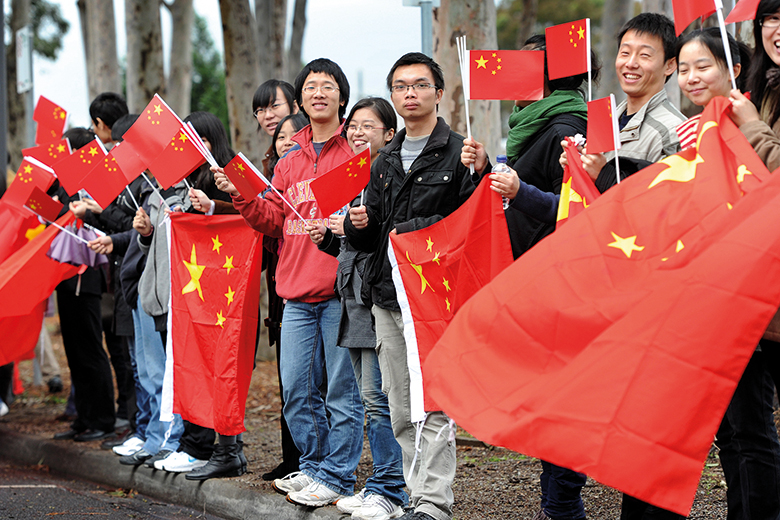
[53,429,82,440]
[185,443,244,481]
[119,448,153,466]
[237,440,247,473]
[101,428,132,450]
[74,429,115,442]
[144,449,173,469]
[261,461,299,481]
[47,376,63,394]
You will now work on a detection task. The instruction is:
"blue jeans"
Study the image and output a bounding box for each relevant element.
[132,296,183,454]
[127,328,150,440]
[540,461,587,520]
[280,299,364,495]
[349,348,407,506]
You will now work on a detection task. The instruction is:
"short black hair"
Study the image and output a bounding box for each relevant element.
[676,27,751,92]
[270,113,309,166]
[63,127,96,150]
[386,52,445,92]
[344,97,398,135]
[252,79,296,112]
[294,58,350,120]
[111,114,138,142]
[618,13,677,63]
[89,92,129,129]
[523,34,602,92]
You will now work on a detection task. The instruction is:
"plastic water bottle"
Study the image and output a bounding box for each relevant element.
[492,155,511,210]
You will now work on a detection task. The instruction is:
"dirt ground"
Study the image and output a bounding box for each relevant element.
[1,316,732,519]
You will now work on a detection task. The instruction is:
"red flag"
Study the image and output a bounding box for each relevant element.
[725,0,760,23]
[1,158,57,209]
[52,138,107,196]
[556,141,601,227]
[673,0,717,35]
[24,186,63,223]
[422,97,773,516]
[545,19,590,80]
[0,302,47,367]
[33,96,68,145]
[166,214,262,434]
[147,128,206,189]
[22,138,72,168]
[0,203,46,264]
[586,95,620,155]
[110,141,147,183]
[309,147,370,217]
[122,94,183,167]
[223,153,268,201]
[388,180,513,421]
[470,50,544,101]
[77,153,129,209]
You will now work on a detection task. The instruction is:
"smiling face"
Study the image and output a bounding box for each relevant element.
[762,10,780,67]
[257,87,293,137]
[615,30,676,109]
[301,72,342,125]
[274,120,298,158]
[346,107,394,161]
[677,40,736,107]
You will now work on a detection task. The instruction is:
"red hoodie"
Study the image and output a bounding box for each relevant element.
[233,124,354,303]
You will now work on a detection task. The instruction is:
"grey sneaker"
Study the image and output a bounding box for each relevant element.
[286,481,345,507]
[337,488,366,514]
[352,493,404,519]
[272,471,313,495]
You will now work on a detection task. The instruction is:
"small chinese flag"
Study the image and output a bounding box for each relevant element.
[586,95,621,155]
[556,140,601,227]
[147,128,206,189]
[33,96,68,145]
[79,153,130,209]
[24,186,63,223]
[1,158,57,210]
[52,138,107,196]
[546,19,590,81]
[310,147,372,217]
[673,0,717,35]
[470,50,544,101]
[122,94,183,166]
[725,0,760,23]
[110,141,147,183]
[223,153,268,201]
[22,138,72,168]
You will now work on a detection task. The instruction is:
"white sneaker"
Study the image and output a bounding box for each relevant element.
[0,401,8,417]
[337,488,366,514]
[272,471,313,495]
[112,436,144,456]
[158,451,208,473]
[287,481,346,507]
[153,450,177,470]
[352,493,404,520]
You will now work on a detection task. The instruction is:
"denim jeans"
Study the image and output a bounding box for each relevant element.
[132,296,183,454]
[540,460,587,520]
[280,299,364,495]
[127,328,150,440]
[349,348,407,506]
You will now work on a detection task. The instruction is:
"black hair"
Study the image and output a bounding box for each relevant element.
[62,127,96,150]
[269,113,309,178]
[294,58,350,120]
[344,97,398,134]
[746,0,780,127]
[111,114,138,142]
[88,92,129,129]
[386,52,445,92]
[523,34,602,92]
[252,79,296,113]
[183,112,235,197]
[618,13,678,63]
[676,27,751,92]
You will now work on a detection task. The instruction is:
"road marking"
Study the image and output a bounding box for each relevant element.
[0,485,59,488]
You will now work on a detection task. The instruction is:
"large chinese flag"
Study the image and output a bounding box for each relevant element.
[164,214,263,435]
[33,96,68,145]
[310,147,370,217]
[1,158,57,210]
[122,94,182,167]
[470,50,544,101]
[673,0,717,35]
[388,180,513,422]
[79,153,130,209]
[586,95,620,155]
[52,138,107,195]
[545,19,590,80]
[725,0,760,23]
[556,140,600,227]
[422,97,777,516]
[147,128,206,189]
[223,153,268,201]
[22,138,72,168]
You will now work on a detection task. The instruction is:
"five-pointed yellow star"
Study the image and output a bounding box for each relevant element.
[607,232,645,258]
[357,157,368,168]
[406,252,434,295]
[57,144,66,153]
[216,311,226,328]
[154,104,163,115]
[225,286,235,306]
[736,165,753,183]
[212,235,222,254]
[23,165,32,174]
[237,163,245,172]
[88,147,98,157]
[181,244,206,300]
[426,237,434,252]
[223,255,235,274]
[475,55,488,69]
[432,251,441,265]
[577,26,585,39]
[442,277,451,292]
[648,153,704,188]
[178,132,188,143]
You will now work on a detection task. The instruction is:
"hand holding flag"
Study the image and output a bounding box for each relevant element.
[310,147,371,217]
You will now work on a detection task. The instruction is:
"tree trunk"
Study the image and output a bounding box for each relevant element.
[516,0,538,48]
[220,0,262,163]
[597,0,633,100]
[84,0,121,101]
[6,0,31,170]
[640,0,682,111]
[432,0,502,159]
[256,0,287,82]
[125,0,165,113]
[286,0,307,82]
[166,0,194,116]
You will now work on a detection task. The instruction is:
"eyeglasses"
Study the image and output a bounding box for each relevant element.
[253,102,288,118]
[346,123,386,133]
[761,15,780,28]
[390,83,436,94]
[302,85,339,95]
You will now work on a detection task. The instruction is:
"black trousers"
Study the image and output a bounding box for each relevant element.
[104,325,133,422]
[57,290,115,432]
[620,495,686,520]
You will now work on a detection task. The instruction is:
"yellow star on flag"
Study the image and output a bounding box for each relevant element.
[154,104,163,115]
[223,255,235,274]
[23,165,32,174]
[607,232,645,258]
[88,147,98,157]
[426,237,434,252]
[445,298,451,312]
[442,277,451,292]
[648,121,715,189]
[577,26,585,39]
[25,224,45,242]
[676,240,684,253]
[178,132,189,143]
[225,286,235,306]
[181,244,206,300]
[216,311,226,328]
[432,251,441,265]
[475,55,488,69]
[212,235,222,254]
[237,163,245,172]
[357,157,368,168]
[406,251,434,295]
[736,165,752,184]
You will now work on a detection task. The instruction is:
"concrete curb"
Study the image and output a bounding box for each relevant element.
[0,426,343,520]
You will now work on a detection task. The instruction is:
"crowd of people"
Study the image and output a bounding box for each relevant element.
[2,2,780,519]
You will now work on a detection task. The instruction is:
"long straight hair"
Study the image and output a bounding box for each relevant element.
[746,0,780,126]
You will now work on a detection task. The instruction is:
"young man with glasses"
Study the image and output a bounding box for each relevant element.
[345,52,476,520]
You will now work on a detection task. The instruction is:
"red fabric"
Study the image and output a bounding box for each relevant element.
[422,98,776,516]
[556,141,601,227]
[388,180,513,419]
[545,19,589,81]
[110,141,147,184]
[309,147,370,217]
[52,138,106,196]
[79,153,131,209]
[22,138,72,168]
[0,203,45,264]
[121,95,183,167]
[24,186,63,223]
[33,96,68,145]
[673,0,717,35]
[0,303,45,369]
[725,0,760,23]
[469,50,544,101]
[1,159,57,210]
[169,214,262,435]
[224,154,267,201]
[148,128,206,190]
[586,96,618,155]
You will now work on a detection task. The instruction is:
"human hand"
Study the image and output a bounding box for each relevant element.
[489,167,520,200]
[461,137,488,173]
[349,205,369,229]
[305,223,327,245]
[69,200,88,218]
[213,167,239,196]
[729,89,760,127]
[189,187,213,213]
[88,235,113,254]
[329,214,345,235]
[133,207,152,236]
[580,150,607,182]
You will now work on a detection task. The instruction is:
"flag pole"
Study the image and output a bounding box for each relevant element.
[714,1,738,90]
[610,94,621,185]
[457,35,475,176]
[238,152,307,222]
[125,185,140,211]
[182,178,192,191]
[586,18,592,102]
[22,206,91,245]
[141,172,172,211]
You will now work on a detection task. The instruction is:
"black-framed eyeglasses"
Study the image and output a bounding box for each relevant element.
[390,83,436,93]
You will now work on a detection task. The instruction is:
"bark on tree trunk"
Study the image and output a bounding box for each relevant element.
[432,0,502,159]
[256,0,287,82]
[516,0,538,49]
[166,0,194,117]
[84,0,121,101]
[6,0,31,170]
[597,0,633,100]
[286,0,307,83]
[125,0,165,113]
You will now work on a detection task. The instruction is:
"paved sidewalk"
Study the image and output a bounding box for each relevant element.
[0,426,343,520]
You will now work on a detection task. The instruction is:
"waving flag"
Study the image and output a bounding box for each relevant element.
[586,95,621,155]
[470,50,544,101]
[52,138,107,196]
[2,158,57,210]
[122,94,183,167]
[22,138,72,168]
[556,140,601,227]
[725,0,760,23]
[24,186,63,223]
[33,96,68,145]
[545,19,590,80]
[223,153,269,201]
[79,153,130,209]
[147,128,206,189]
[310,147,370,217]
[673,0,718,35]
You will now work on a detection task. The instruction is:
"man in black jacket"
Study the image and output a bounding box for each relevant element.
[344,53,474,520]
